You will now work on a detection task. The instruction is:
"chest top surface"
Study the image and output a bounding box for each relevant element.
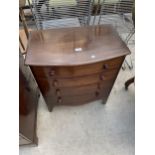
[25,25,130,66]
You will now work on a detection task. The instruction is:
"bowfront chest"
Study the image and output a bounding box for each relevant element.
[25,25,130,111]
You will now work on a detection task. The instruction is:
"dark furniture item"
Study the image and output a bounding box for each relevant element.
[19,52,39,146]
[125,77,134,90]
[25,25,130,112]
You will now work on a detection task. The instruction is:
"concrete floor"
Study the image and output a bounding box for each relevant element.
[20,15,135,155]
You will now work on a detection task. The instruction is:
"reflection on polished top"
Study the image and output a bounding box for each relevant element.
[25,25,130,66]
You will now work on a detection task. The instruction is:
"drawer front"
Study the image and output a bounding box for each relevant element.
[31,56,124,78]
[40,79,113,97]
[44,93,108,106]
[35,69,118,91]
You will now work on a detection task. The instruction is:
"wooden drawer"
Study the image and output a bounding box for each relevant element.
[35,69,118,89]
[40,80,113,97]
[45,93,108,106]
[31,57,124,78]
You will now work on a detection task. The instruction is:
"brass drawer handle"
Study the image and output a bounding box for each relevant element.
[53,79,58,87]
[56,89,61,96]
[103,64,109,70]
[57,97,62,103]
[49,69,55,76]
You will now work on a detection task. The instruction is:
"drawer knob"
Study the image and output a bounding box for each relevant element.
[100,74,105,81]
[49,69,55,76]
[53,80,58,87]
[95,91,100,97]
[103,64,109,69]
[57,97,62,103]
[56,89,61,96]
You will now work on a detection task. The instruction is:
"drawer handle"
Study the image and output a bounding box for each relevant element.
[57,97,62,103]
[103,64,109,70]
[100,74,105,81]
[56,89,61,96]
[95,91,100,97]
[53,80,58,87]
[49,69,55,76]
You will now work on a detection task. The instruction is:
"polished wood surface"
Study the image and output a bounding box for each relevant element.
[25,25,130,66]
[26,25,130,111]
[19,69,39,146]
[30,56,124,111]
[33,69,118,87]
[45,93,108,107]
[31,57,124,78]
[39,81,113,97]
[19,70,29,115]
[19,52,39,146]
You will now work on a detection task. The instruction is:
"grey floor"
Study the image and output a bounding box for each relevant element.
[20,15,135,155]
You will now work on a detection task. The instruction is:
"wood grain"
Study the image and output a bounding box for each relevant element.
[45,93,108,107]
[31,57,123,78]
[25,25,130,66]
[26,25,130,111]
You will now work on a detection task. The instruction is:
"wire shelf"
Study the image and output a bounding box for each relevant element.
[26,0,134,37]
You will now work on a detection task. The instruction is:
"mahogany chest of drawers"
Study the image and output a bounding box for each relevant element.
[25,25,130,111]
